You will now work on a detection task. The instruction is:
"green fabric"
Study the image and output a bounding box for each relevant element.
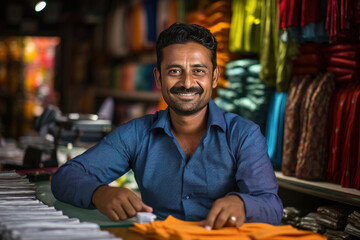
[259,0,299,92]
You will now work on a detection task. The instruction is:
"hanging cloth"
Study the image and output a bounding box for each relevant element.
[229,0,262,53]
[259,0,299,92]
[296,73,335,180]
[326,84,353,183]
[265,91,287,169]
[282,75,312,176]
[340,83,360,188]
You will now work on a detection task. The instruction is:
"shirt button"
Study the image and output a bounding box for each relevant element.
[186,165,190,169]
[186,195,190,199]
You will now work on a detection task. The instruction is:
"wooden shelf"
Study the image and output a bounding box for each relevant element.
[275,171,360,207]
[95,89,161,103]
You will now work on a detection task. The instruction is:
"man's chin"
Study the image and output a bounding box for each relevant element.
[170,104,207,116]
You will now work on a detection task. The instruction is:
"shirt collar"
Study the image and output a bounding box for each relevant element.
[150,98,226,135]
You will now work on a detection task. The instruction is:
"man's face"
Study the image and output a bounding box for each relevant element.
[154,42,219,116]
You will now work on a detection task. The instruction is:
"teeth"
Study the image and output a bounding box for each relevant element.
[178,93,196,96]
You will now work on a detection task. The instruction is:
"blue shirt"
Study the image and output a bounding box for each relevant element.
[51,99,283,224]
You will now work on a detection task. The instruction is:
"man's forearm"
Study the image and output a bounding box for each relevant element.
[51,163,104,208]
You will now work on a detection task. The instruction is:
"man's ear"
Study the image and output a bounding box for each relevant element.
[154,67,161,89]
[212,66,220,89]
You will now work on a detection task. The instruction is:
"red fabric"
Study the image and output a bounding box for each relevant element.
[326,0,359,43]
[326,84,353,183]
[301,0,323,27]
[279,0,323,28]
[335,74,355,82]
[326,66,356,75]
[293,54,323,67]
[329,56,357,68]
[340,85,360,187]
[331,51,358,60]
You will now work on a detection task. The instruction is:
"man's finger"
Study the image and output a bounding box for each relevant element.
[112,204,128,221]
[121,199,137,218]
[226,215,237,227]
[106,209,120,222]
[199,204,222,229]
[128,194,153,213]
[212,209,229,229]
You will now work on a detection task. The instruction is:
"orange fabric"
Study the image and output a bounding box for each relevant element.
[129,215,327,240]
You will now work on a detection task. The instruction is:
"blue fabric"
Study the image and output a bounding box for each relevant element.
[265,91,287,169]
[145,0,157,43]
[51,99,283,225]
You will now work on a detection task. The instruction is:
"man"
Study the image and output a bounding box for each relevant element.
[51,22,283,230]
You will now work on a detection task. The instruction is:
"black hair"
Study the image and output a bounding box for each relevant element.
[156,22,217,73]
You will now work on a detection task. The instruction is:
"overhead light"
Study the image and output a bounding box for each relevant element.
[34,1,47,12]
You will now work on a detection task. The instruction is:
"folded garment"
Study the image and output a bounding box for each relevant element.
[348,211,360,228]
[316,205,354,219]
[323,229,354,240]
[345,224,360,238]
[316,214,347,230]
[130,215,327,240]
[299,213,325,233]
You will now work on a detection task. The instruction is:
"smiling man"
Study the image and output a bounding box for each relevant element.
[51,22,283,229]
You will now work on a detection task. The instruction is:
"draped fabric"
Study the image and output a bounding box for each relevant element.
[295,73,335,180]
[229,0,262,53]
[327,82,360,189]
[282,75,312,176]
[265,91,287,169]
[259,0,299,92]
[326,0,360,43]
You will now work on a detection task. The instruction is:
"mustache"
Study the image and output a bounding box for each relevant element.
[170,86,204,94]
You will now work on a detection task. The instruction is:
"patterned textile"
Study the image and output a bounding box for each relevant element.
[282,75,312,176]
[295,73,335,180]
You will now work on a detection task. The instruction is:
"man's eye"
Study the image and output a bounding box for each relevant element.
[194,69,206,75]
[169,69,181,75]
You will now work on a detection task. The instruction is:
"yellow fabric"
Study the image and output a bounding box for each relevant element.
[229,0,262,53]
[129,215,327,240]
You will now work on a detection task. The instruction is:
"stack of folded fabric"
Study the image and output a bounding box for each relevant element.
[298,212,325,234]
[282,207,301,228]
[345,210,360,239]
[316,205,354,231]
[323,44,360,83]
[292,44,324,76]
[323,229,354,240]
[215,59,272,134]
[130,215,327,240]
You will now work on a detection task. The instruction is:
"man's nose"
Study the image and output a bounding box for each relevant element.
[182,72,196,89]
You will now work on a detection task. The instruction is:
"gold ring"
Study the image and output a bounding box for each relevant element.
[229,216,236,222]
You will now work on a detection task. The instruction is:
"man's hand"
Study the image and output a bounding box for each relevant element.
[199,195,245,229]
[92,185,153,221]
